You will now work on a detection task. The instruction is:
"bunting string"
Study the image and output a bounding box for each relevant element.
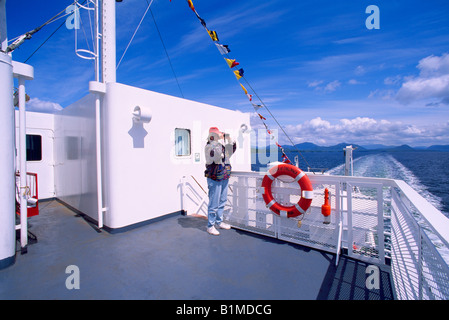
[179,0,314,169]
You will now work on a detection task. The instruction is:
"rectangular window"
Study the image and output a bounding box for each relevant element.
[26,134,42,161]
[175,128,191,157]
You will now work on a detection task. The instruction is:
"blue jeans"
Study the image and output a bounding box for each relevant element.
[207,178,229,228]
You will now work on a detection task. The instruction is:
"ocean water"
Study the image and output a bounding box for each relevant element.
[252,150,449,218]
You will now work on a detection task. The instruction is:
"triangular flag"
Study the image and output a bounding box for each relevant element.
[225,58,240,68]
[258,113,266,121]
[252,103,262,110]
[187,0,195,12]
[233,68,244,80]
[208,30,219,41]
[282,153,291,164]
[246,94,253,101]
[215,43,230,54]
[240,83,248,94]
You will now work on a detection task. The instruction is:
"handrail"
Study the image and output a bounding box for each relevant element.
[393,179,449,249]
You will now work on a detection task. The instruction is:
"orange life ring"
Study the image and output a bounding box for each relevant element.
[261,164,313,218]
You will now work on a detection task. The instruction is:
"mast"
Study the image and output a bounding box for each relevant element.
[101,0,116,83]
[89,0,118,228]
[0,0,6,51]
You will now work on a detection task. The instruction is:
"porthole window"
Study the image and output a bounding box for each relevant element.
[175,128,191,157]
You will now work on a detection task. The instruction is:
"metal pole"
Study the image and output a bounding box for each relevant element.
[0,0,7,51]
[0,52,15,268]
[18,76,28,251]
[95,93,104,228]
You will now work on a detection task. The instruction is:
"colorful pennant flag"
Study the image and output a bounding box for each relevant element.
[187,0,195,12]
[215,43,230,54]
[208,30,219,41]
[225,58,240,68]
[233,68,244,80]
[282,153,291,164]
[183,0,292,165]
[240,83,248,94]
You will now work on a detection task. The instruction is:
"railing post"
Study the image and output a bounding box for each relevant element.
[418,226,423,300]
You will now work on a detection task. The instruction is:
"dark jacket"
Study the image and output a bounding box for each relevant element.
[204,140,236,181]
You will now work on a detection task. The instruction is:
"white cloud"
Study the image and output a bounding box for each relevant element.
[396,53,449,105]
[307,80,324,88]
[282,117,449,146]
[324,80,341,92]
[417,53,449,77]
[307,80,341,93]
[384,75,402,85]
[348,79,364,85]
[26,98,63,113]
[355,65,366,75]
[368,89,395,100]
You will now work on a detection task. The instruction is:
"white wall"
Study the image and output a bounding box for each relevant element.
[102,82,251,229]
[54,94,98,217]
[15,110,55,200]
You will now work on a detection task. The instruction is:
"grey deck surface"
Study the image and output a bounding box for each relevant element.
[0,200,394,300]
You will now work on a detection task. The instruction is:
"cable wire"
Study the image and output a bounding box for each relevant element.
[149,7,184,98]
[116,0,154,69]
[24,19,67,63]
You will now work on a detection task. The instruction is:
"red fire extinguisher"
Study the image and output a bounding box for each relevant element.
[321,188,331,224]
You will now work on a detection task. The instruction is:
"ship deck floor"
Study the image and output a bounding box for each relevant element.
[0,200,394,300]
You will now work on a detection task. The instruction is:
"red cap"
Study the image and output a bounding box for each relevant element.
[209,127,222,135]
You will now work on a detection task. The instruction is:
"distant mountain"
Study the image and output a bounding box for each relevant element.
[387,144,415,152]
[426,145,449,151]
[263,142,449,152]
[294,142,321,150]
[362,144,396,150]
[362,144,449,152]
[283,142,366,152]
[323,143,366,151]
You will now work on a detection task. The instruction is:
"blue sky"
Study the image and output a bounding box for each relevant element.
[5,0,449,146]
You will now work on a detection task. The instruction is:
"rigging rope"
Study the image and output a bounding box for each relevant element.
[118,0,184,98]
[24,19,66,63]
[117,0,154,69]
[149,7,184,98]
[4,0,85,54]
[180,0,313,171]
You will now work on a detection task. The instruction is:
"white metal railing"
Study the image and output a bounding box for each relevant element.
[219,171,449,300]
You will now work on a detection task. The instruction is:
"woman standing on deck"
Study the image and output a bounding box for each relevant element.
[204,127,236,235]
